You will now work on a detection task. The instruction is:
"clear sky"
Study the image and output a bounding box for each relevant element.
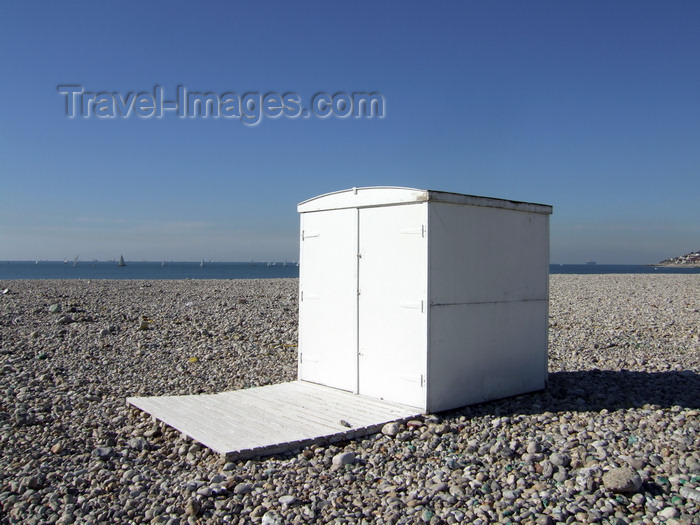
[1,1,698,264]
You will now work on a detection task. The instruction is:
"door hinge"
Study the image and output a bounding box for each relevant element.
[400,226,425,236]
[302,231,320,241]
[400,300,424,311]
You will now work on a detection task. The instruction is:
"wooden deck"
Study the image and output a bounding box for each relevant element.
[127,380,422,460]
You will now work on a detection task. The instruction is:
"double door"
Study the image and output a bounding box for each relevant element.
[298,203,427,407]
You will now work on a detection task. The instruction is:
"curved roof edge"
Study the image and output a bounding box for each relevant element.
[298,187,553,215]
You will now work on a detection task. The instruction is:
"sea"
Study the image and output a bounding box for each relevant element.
[1,261,699,280]
[0,261,300,280]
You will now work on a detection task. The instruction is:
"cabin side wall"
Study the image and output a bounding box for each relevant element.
[426,202,550,412]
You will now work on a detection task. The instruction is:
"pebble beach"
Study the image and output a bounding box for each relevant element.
[1,275,698,525]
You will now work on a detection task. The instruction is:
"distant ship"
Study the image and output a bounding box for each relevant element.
[585,261,597,265]
[118,255,126,267]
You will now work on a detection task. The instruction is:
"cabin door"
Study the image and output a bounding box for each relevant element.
[298,208,358,392]
[357,203,427,407]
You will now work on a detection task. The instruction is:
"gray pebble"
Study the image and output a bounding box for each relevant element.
[550,452,571,467]
[657,506,679,520]
[429,481,448,493]
[602,467,642,493]
[91,447,114,460]
[195,486,212,497]
[541,460,554,478]
[278,494,296,505]
[233,483,252,495]
[184,499,200,517]
[553,467,568,483]
[261,510,283,525]
[382,422,400,437]
[527,441,542,454]
[184,480,201,492]
[127,437,149,451]
[679,486,700,502]
[332,451,356,469]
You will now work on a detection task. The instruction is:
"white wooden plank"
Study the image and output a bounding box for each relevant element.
[223,385,392,440]
[226,387,348,430]
[215,395,341,444]
[129,399,265,452]
[127,381,421,460]
[132,393,293,449]
[233,389,360,430]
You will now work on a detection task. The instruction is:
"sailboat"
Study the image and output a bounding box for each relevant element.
[118,255,126,267]
[200,259,206,267]
[73,255,79,267]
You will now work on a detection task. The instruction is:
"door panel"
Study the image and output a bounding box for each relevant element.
[298,209,358,392]
[358,204,427,407]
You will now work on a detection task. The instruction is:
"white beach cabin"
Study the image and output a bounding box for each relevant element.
[129,187,553,460]
[297,187,553,413]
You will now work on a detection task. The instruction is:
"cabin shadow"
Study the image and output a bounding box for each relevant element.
[445,369,700,419]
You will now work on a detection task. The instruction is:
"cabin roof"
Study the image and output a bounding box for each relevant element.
[297,187,553,214]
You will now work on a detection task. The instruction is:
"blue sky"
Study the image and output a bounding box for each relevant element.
[1,1,698,264]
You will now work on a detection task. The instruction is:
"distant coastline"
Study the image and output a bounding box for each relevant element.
[656,249,700,268]
[655,262,700,268]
